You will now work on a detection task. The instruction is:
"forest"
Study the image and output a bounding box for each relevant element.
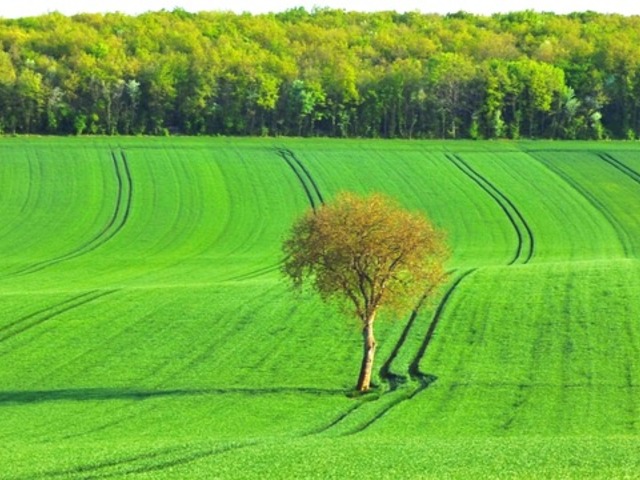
[1,8,640,139]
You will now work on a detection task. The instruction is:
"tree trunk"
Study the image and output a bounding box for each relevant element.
[356,312,377,392]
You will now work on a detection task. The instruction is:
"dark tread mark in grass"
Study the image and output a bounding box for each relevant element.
[447,153,534,265]
[598,152,640,185]
[87,443,258,479]
[342,390,417,435]
[339,152,533,435]
[0,292,94,335]
[59,405,150,442]
[276,147,324,211]
[317,286,442,435]
[303,401,366,436]
[408,269,477,389]
[377,312,418,392]
[0,290,117,345]
[500,384,531,431]
[378,274,452,392]
[222,262,282,282]
[348,270,476,435]
[532,152,632,258]
[19,442,253,480]
[0,150,133,278]
[285,148,325,205]
[32,447,183,480]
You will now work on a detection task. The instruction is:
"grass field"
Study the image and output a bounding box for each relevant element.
[1,137,639,478]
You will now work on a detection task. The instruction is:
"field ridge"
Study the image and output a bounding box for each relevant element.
[446,153,534,265]
[0,149,132,278]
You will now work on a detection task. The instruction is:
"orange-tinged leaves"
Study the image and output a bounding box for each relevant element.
[282,192,449,322]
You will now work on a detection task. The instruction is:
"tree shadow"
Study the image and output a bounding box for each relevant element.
[0,386,349,405]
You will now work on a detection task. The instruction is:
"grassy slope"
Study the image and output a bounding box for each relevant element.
[0,138,639,478]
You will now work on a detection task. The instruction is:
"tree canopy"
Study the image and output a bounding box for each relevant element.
[283,192,448,392]
[1,9,640,138]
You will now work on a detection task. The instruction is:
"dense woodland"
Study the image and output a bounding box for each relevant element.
[1,8,640,138]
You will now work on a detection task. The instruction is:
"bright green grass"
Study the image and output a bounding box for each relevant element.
[1,137,639,478]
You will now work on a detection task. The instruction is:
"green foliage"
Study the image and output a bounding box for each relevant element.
[1,11,640,137]
[283,192,448,317]
[283,192,448,391]
[1,138,640,477]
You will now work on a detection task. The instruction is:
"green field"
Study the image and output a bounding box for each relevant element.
[1,137,639,478]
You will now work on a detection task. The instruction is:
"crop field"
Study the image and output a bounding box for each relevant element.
[1,137,639,478]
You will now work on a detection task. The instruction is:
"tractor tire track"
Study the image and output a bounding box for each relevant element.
[221,148,323,282]
[26,446,185,480]
[378,272,452,392]
[28,441,256,480]
[285,148,325,205]
[447,153,534,265]
[408,269,477,391]
[223,262,283,282]
[344,269,476,435]
[303,401,367,436]
[0,290,117,345]
[314,284,434,435]
[0,156,35,243]
[1,150,133,278]
[345,152,535,433]
[86,442,258,480]
[598,152,640,185]
[275,147,324,211]
[0,293,95,335]
[377,309,420,392]
[533,153,632,258]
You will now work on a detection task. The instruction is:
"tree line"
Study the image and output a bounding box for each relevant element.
[1,8,640,139]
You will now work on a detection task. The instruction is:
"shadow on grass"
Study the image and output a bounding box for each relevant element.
[0,386,348,405]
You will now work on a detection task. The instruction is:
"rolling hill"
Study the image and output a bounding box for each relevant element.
[1,137,639,478]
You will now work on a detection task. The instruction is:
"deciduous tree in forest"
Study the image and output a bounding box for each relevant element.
[282,193,448,392]
[3,9,640,138]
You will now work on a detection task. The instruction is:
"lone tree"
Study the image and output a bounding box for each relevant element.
[282,192,448,392]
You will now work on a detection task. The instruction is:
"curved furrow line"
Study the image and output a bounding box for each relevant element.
[533,154,632,258]
[328,153,519,434]
[407,269,477,391]
[61,149,133,258]
[66,149,133,256]
[447,154,534,264]
[276,148,317,211]
[339,391,415,436]
[353,153,535,428]
[284,148,325,205]
[0,290,117,345]
[89,442,258,480]
[303,401,367,436]
[222,262,283,283]
[378,271,452,392]
[347,269,476,435]
[336,152,534,434]
[447,153,522,264]
[598,152,640,185]
[24,446,185,480]
[0,155,34,243]
[1,150,133,278]
[0,153,124,277]
[316,278,449,435]
[377,311,419,392]
[0,292,96,335]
